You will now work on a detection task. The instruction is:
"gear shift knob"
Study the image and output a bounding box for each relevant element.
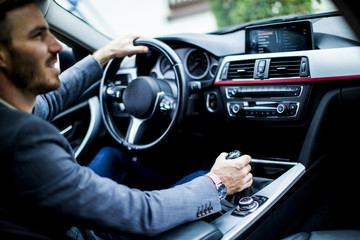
[226,150,242,159]
[226,150,253,197]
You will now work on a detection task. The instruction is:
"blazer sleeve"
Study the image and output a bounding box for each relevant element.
[33,55,103,120]
[11,115,221,236]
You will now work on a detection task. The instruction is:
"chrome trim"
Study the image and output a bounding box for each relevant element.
[126,117,144,145]
[75,96,101,158]
[184,49,210,79]
[212,162,306,240]
[225,86,304,99]
[206,91,219,113]
[251,158,297,166]
[210,63,219,78]
[215,47,360,83]
[59,125,73,135]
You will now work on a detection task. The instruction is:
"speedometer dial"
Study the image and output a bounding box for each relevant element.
[185,49,210,79]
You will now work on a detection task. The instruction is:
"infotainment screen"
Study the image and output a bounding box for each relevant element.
[245,21,313,54]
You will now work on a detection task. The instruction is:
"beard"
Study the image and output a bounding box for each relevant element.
[7,47,61,95]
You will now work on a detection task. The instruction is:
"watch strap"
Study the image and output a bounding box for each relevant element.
[206,172,223,190]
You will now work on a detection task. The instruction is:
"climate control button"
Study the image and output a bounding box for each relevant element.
[231,103,242,114]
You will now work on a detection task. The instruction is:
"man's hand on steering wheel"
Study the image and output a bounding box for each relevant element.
[92,33,149,68]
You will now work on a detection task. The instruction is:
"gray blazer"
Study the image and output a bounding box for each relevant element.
[0,56,220,237]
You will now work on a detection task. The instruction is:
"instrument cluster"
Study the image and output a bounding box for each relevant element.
[150,48,219,81]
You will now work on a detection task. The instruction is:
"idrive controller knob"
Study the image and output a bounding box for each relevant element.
[233,196,269,217]
[238,196,259,211]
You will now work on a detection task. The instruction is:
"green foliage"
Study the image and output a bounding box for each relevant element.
[207,0,321,28]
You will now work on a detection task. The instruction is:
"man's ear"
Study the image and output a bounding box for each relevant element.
[0,44,10,69]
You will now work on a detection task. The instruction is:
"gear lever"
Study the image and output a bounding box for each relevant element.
[226,150,252,197]
[225,150,269,216]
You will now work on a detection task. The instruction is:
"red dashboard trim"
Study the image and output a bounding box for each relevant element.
[213,75,360,85]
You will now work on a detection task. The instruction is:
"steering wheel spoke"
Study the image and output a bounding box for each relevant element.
[125,116,147,146]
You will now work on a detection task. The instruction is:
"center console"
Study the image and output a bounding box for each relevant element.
[154,161,305,240]
[212,162,305,240]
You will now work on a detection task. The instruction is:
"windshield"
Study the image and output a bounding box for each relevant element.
[55,0,338,38]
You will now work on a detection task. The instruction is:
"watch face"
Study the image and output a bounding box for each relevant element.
[218,184,227,200]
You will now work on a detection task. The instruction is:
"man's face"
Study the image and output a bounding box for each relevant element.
[5,3,63,95]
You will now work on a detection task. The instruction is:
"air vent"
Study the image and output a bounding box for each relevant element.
[218,56,309,82]
[269,57,302,78]
[227,60,255,79]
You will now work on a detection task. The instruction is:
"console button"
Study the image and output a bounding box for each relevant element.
[258,60,266,73]
[277,103,287,114]
[231,104,241,114]
[208,93,218,111]
[229,103,243,115]
[289,103,298,110]
[226,88,236,98]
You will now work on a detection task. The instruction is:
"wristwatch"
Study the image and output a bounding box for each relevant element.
[206,172,227,200]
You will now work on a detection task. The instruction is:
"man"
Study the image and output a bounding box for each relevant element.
[0,0,253,239]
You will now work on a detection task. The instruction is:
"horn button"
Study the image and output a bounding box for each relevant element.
[123,77,161,119]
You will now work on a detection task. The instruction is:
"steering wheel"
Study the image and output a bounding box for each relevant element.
[100,38,188,150]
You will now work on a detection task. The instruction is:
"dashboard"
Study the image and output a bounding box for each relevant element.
[113,12,360,166]
[134,13,360,126]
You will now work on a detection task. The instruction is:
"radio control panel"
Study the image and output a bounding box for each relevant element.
[214,84,310,121]
[227,101,300,118]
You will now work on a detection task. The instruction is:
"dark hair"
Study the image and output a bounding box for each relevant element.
[0,0,37,45]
